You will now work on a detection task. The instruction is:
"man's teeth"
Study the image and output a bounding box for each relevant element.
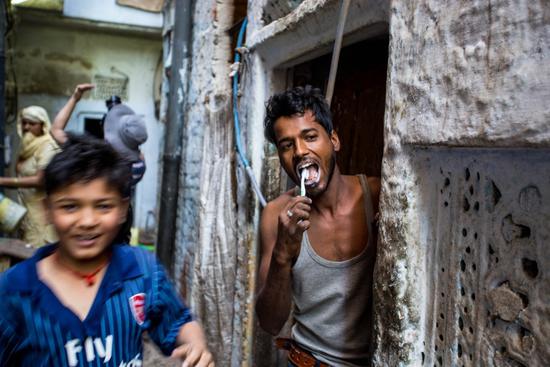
[298,165,319,184]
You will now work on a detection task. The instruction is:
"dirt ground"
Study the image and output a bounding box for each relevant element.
[143,334,179,367]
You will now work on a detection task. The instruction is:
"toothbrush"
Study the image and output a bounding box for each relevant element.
[300,169,308,197]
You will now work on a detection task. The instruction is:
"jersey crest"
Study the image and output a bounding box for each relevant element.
[129,293,146,325]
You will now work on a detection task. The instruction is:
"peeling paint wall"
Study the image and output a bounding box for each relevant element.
[12,13,163,231]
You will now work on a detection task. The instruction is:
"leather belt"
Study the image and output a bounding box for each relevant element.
[275,338,331,367]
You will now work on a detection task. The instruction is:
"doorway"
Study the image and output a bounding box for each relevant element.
[291,36,388,177]
[83,117,104,139]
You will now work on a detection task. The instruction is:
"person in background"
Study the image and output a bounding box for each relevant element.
[0,135,214,366]
[105,95,122,111]
[102,102,148,191]
[51,84,147,189]
[0,106,58,246]
[51,84,148,242]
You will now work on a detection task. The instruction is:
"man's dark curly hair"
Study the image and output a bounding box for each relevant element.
[45,133,131,197]
[264,85,333,144]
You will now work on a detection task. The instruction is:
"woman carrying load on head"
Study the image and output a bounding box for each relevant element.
[0,106,59,246]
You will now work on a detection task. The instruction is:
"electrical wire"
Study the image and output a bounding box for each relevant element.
[232,18,267,207]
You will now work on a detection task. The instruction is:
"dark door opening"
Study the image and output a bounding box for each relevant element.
[292,35,388,177]
[84,117,104,139]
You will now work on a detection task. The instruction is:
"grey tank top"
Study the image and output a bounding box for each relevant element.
[291,175,375,366]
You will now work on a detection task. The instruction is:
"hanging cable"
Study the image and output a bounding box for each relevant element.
[232,18,267,207]
[325,0,351,107]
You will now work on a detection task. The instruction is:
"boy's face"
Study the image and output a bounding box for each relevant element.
[45,178,129,261]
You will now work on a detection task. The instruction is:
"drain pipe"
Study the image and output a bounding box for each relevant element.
[157,0,193,276]
[325,0,351,107]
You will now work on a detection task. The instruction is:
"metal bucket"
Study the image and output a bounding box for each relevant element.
[0,193,27,232]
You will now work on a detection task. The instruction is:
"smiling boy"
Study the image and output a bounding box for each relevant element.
[256,86,380,366]
[0,135,213,367]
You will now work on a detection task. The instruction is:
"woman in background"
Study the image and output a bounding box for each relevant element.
[0,106,58,246]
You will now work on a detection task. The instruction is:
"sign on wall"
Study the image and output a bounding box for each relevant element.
[117,0,164,12]
[92,75,129,101]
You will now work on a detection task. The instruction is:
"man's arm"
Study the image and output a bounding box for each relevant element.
[171,321,214,367]
[50,84,94,144]
[255,194,311,335]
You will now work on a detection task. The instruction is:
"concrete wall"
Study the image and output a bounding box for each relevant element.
[375,0,550,365]
[11,13,163,231]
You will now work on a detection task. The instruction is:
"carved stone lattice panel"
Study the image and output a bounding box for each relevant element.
[415,149,550,367]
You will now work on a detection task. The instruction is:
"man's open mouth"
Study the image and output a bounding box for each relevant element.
[297,161,320,186]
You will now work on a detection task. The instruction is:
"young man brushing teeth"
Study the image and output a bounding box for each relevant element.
[256,86,380,367]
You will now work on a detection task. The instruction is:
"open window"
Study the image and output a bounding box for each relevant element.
[83,116,104,139]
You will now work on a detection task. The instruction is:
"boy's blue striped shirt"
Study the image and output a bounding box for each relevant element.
[0,244,192,366]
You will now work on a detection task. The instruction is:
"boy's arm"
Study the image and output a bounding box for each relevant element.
[0,317,21,364]
[144,251,213,366]
[0,277,22,364]
[171,321,214,367]
[50,83,94,144]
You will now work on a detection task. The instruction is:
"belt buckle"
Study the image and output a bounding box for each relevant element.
[276,338,329,367]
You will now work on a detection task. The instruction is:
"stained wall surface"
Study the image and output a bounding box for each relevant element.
[375,0,550,365]
[164,0,255,366]
[415,149,550,366]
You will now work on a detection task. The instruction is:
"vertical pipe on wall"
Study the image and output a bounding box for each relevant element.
[157,0,193,276]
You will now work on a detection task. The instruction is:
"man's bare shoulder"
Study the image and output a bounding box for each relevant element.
[343,174,380,211]
[366,176,381,214]
[367,176,381,195]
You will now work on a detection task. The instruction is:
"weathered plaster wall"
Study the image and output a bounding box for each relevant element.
[168,0,257,365]
[375,0,550,365]
[390,1,550,147]
[12,17,163,230]
[249,0,388,68]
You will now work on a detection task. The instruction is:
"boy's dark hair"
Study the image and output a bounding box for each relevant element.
[264,85,333,144]
[45,133,131,197]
